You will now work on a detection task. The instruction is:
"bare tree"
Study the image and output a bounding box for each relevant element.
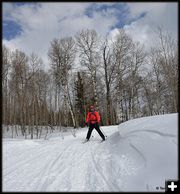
[75,29,100,110]
[126,42,146,119]
[2,46,11,131]
[48,37,77,129]
[156,27,178,112]
[9,49,29,137]
[3,27,177,137]
[112,29,134,123]
[101,37,117,125]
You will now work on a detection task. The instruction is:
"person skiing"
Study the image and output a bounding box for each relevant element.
[85,105,105,141]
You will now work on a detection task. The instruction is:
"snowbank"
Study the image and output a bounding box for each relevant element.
[102,113,178,191]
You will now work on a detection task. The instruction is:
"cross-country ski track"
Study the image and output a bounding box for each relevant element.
[3,113,178,192]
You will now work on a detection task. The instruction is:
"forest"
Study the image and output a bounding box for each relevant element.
[2,28,178,138]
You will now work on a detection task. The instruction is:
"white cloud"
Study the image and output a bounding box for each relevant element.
[127,3,167,18]
[3,2,178,70]
[123,3,178,50]
[2,3,14,19]
[3,3,119,70]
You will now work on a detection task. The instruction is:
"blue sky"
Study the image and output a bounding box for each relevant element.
[3,20,22,40]
[3,2,39,40]
[2,2,178,69]
[3,2,147,41]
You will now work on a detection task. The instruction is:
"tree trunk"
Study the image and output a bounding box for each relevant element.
[66,84,77,129]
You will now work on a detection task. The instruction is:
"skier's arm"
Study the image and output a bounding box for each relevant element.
[86,112,90,125]
[96,112,100,124]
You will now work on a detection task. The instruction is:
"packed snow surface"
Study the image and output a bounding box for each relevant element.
[3,113,178,192]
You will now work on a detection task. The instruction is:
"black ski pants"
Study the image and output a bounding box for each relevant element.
[86,123,105,140]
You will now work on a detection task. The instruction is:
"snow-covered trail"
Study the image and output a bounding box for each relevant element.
[3,113,178,192]
[3,126,120,191]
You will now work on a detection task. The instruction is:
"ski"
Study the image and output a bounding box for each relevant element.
[99,136,107,143]
[82,140,89,144]
[98,140,105,143]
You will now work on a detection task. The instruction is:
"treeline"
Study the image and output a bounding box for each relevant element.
[2,28,178,136]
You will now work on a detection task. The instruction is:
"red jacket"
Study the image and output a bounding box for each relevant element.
[86,111,100,124]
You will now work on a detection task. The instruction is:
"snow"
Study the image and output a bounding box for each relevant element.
[3,113,178,192]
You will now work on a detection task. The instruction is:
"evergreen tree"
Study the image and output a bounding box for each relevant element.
[74,72,87,127]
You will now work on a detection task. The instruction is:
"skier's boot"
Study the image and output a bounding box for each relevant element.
[82,138,89,143]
